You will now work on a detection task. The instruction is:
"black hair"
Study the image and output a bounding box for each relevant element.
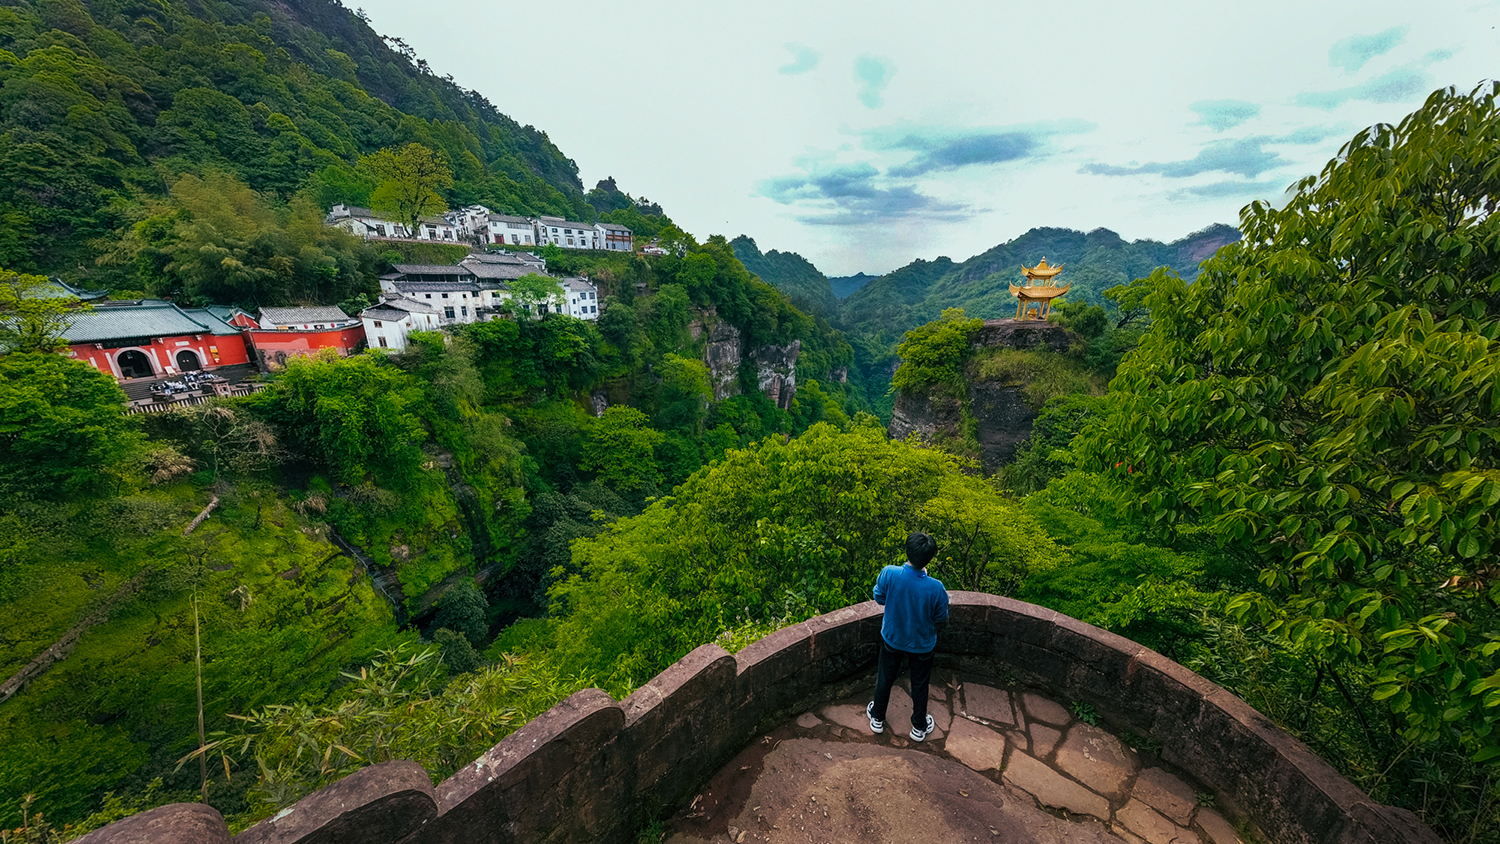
[906,532,938,568]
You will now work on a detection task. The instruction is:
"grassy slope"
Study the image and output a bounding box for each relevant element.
[0,484,406,825]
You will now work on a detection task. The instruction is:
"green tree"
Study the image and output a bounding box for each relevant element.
[654,354,712,435]
[890,308,983,394]
[507,273,565,317]
[580,406,665,492]
[0,353,137,498]
[433,580,489,647]
[363,143,454,237]
[0,267,79,353]
[247,352,427,487]
[1076,84,1500,760]
[432,628,482,674]
[550,423,1058,692]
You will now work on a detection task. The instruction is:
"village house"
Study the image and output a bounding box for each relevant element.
[535,216,600,250]
[458,257,529,317]
[446,205,493,238]
[597,222,633,252]
[465,251,546,271]
[380,265,482,326]
[412,216,461,242]
[560,277,601,321]
[360,298,441,352]
[325,204,407,239]
[485,214,538,247]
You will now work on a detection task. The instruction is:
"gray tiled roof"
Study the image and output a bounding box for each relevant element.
[462,262,530,280]
[466,251,545,267]
[258,306,353,326]
[373,297,438,314]
[360,305,415,320]
[179,309,245,336]
[560,277,597,293]
[597,223,632,232]
[487,214,533,224]
[31,278,109,300]
[394,281,479,294]
[61,300,238,343]
[540,221,596,232]
[392,264,476,277]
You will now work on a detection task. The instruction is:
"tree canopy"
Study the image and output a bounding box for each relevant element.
[363,143,454,236]
[1076,83,1500,759]
[0,353,137,499]
[0,267,78,353]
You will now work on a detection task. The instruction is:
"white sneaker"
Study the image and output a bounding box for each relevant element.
[910,714,936,742]
[866,701,885,734]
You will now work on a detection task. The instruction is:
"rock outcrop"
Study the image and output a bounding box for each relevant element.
[692,307,800,407]
[703,321,742,400]
[753,340,799,410]
[888,318,1077,472]
[970,318,1075,353]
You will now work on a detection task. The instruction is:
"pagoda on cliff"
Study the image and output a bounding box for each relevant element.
[1011,258,1070,320]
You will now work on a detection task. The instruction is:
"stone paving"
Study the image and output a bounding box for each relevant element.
[665,674,1250,844]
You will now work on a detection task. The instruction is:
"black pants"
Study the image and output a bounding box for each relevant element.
[871,638,934,730]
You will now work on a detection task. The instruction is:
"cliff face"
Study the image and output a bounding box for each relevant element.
[888,319,1075,472]
[693,309,799,407]
[753,341,800,410]
[703,321,743,400]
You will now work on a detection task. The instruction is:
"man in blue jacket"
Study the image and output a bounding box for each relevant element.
[867,532,949,741]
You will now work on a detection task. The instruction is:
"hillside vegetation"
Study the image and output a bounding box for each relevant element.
[1,0,1497,839]
[0,0,654,291]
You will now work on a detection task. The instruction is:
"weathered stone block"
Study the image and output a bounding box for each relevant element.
[75,804,229,844]
[1054,723,1139,798]
[1116,798,1195,844]
[235,761,435,844]
[960,683,1014,726]
[1002,749,1109,820]
[1131,767,1198,825]
[417,688,623,844]
[944,716,1006,772]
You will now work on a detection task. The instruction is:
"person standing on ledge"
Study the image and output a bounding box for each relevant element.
[867,532,949,741]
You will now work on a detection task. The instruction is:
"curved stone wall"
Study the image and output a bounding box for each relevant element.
[77,594,1440,844]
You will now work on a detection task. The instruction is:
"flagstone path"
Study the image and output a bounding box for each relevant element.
[664,673,1250,844]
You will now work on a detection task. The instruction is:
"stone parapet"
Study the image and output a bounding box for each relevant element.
[76,595,1438,844]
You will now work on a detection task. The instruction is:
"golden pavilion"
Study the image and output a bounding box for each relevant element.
[1011,257,1070,319]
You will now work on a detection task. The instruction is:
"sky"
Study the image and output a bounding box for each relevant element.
[351,0,1497,276]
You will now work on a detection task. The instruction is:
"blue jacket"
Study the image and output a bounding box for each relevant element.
[873,563,949,653]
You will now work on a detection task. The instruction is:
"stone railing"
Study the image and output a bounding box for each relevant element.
[78,594,1440,844]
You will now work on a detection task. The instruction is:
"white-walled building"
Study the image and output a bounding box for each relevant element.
[326,205,407,239]
[360,299,441,352]
[382,265,481,325]
[485,214,537,247]
[535,217,600,250]
[412,216,461,241]
[560,277,600,320]
[447,205,493,238]
[597,223,633,252]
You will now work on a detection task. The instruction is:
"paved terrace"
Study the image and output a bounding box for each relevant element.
[666,676,1241,844]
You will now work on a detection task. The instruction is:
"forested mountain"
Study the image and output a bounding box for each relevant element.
[839,224,1240,352]
[828,272,876,299]
[0,0,597,284]
[729,235,837,317]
